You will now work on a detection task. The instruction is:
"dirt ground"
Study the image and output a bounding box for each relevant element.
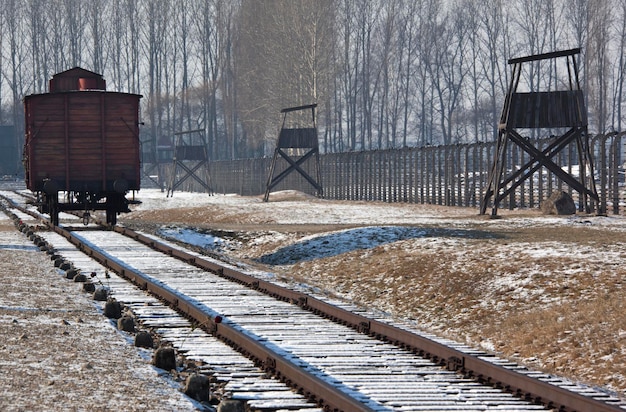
[121,192,626,400]
[0,221,198,412]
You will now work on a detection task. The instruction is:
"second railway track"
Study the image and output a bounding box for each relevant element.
[2,190,625,412]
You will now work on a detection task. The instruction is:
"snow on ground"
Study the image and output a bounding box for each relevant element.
[131,188,626,263]
[6,185,626,404]
[132,188,626,227]
[124,188,626,399]
[0,212,200,412]
[6,184,626,410]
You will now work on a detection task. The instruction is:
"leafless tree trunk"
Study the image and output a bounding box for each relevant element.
[234,0,334,156]
[476,0,509,142]
[399,0,419,147]
[4,0,626,161]
[25,0,49,93]
[428,1,470,145]
[63,0,88,68]
[613,0,626,131]
[584,0,612,133]
[88,1,104,74]
[144,0,172,156]
[3,0,27,132]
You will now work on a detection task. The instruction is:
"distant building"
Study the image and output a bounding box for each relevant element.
[0,125,20,177]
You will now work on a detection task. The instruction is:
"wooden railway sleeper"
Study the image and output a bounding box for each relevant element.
[56,216,624,412]
[9,202,619,412]
[357,321,370,334]
[306,392,318,405]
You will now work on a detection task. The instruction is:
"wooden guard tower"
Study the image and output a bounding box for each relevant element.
[480,48,600,216]
[264,104,323,202]
[166,129,212,197]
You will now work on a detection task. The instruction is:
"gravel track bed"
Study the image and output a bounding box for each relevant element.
[0,220,198,412]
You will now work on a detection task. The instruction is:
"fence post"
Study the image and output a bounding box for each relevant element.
[190,135,621,215]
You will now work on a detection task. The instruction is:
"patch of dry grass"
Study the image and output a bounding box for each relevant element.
[123,203,626,396]
[281,235,626,395]
[130,206,274,226]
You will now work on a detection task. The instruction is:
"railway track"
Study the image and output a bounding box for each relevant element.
[2,190,625,412]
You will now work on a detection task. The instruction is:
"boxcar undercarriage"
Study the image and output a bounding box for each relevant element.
[36,188,134,226]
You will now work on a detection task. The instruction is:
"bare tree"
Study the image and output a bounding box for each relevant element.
[143,0,173,158]
[233,0,273,155]
[63,0,88,68]
[87,0,106,74]
[25,0,49,93]
[427,1,471,145]
[234,0,334,155]
[398,0,420,147]
[190,0,238,160]
[612,0,626,130]
[584,0,612,133]
[216,1,240,159]
[376,0,399,149]
[336,0,360,151]
[5,0,626,160]
[412,0,439,147]
[2,0,28,130]
[0,2,3,124]
[475,0,510,141]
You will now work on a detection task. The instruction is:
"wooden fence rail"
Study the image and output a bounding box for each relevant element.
[155,133,625,214]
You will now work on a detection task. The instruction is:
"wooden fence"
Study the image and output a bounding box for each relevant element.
[155,133,626,214]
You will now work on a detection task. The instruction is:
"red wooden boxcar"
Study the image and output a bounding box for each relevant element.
[23,67,142,225]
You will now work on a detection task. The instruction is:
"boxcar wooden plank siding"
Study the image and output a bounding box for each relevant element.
[24,91,141,192]
[103,95,142,187]
[23,67,143,225]
[25,93,65,188]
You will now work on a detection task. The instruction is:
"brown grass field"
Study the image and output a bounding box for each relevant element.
[121,191,626,398]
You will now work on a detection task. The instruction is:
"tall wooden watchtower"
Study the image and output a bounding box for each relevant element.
[166,129,212,197]
[264,104,323,202]
[480,48,600,216]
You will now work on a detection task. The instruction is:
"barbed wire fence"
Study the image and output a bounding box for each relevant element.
[150,133,626,214]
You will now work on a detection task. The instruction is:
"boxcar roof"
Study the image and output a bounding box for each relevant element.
[24,90,143,100]
[53,67,102,79]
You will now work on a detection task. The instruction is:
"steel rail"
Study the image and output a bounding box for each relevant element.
[47,223,375,412]
[1,193,622,412]
[112,224,624,412]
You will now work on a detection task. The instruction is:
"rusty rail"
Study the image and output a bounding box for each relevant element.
[109,225,623,412]
[48,223,375,412]
[2,194,623,412]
